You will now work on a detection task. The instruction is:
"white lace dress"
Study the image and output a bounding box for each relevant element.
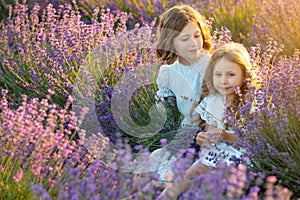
[138,54,211,182]
[193,94,244,167]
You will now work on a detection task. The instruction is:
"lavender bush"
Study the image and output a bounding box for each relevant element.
[2,1,299,54]
[244,43,299,197]
[0,0,134,106]
[227,40,300,197]
[66,0,299,55]
[0,89,94,198]
[251,0,300,55]
[0,1,161,146]
[0,88,296,199]
[0,1,299,199]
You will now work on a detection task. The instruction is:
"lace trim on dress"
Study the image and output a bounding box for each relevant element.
[195,97,220,127]
[157,87,175,97]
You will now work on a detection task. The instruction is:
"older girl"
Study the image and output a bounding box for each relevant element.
[129,4,213,196]
[156,4,213,128]
[149,3,213,184]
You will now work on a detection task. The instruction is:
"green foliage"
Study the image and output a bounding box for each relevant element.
[0,0,14,21]
[251,0,300,55]
[0,156,34,200]
[200,0,257,48]
[129,94,182,152]
[250,113,300,197]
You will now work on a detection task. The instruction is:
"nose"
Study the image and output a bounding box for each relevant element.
[222,76,228,84]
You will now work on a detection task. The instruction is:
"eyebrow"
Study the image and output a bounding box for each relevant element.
[180,31,200,37]
[214,70,236,73]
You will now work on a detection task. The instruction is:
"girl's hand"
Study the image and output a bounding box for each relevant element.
[191,115,200,123]
[196,131,209,146]
[196,128,223,147]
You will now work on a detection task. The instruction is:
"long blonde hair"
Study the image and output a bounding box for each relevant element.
[156,4,213,64]
[201,42,253,127]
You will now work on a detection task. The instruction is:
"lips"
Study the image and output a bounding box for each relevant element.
[221,87,231,90]
[188,49,199,53]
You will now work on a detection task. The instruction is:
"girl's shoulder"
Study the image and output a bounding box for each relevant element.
[203,93,225,103]
[197,94,226,128]
[158,62,176,71]
[202,52,211,60]
[157,64,172,76]
[196,94,224,113]
[157,63,175,87]
[199,52,211,63]
[194,52,211,72]
[200,94,226,114]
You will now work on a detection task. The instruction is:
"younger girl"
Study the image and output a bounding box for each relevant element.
[159,42,254,199]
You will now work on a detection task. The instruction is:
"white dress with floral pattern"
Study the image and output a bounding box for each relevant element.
[194,94,244,167]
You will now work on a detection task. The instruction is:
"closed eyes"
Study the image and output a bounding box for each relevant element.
[214,73,236,77]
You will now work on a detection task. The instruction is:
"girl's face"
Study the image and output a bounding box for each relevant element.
[213,57,244,100]
[173,22,203,65]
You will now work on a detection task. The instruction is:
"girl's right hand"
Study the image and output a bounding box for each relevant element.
[196,132,210,146]
[196,128,222,147]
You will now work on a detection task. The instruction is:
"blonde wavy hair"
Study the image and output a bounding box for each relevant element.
[201,42,253,127]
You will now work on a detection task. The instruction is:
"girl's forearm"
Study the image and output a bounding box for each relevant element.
[221,130,239,143]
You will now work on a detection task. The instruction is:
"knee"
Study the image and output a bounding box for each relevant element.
[185,164,207,181]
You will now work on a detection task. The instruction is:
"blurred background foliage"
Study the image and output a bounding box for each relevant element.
[1,0,299,55]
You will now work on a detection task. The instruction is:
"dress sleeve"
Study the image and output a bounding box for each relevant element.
[156,65,175,97]
[195,97,208,122]
[194,96,219,127]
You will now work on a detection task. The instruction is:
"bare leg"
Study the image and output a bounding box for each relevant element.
[158,163,208,199]
[129,173,154,194]
[123,179,166,200]
[130,174,142,194]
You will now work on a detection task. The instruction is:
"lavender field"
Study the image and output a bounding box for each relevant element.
[0,0,299,199]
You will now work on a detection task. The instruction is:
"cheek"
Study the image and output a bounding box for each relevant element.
[173,42,184,53]
[198,38,204,47]
[235,78,244,87]
[238,76,245,85]
[173,39,181,52]
[213,78,218,87]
